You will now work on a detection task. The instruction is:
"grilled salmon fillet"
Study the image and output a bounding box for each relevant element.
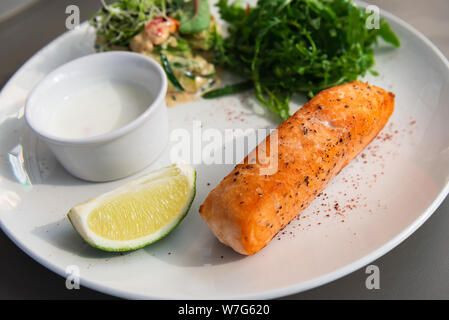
[199,81,395,255]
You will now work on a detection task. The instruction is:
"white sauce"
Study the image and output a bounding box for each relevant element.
[49,80,152,139]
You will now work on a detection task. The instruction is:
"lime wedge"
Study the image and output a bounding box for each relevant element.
[67,163,196,252]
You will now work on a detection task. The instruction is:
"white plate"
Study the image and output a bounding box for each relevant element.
[0,2,448,299]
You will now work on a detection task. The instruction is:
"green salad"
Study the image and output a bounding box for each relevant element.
[90,0,222,105]
[206,0,400,120]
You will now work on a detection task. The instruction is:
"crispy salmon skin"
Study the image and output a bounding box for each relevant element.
[199,81,395,255]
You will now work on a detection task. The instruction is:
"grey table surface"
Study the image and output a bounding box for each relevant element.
[0,0,448,300]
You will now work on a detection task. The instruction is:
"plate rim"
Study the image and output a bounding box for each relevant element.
[1,3,448,299]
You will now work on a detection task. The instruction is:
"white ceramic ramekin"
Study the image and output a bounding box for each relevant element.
[25,52,168,182]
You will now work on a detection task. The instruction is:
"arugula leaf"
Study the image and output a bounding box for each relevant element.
[214,0,400,120]
[379,20,401,47]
